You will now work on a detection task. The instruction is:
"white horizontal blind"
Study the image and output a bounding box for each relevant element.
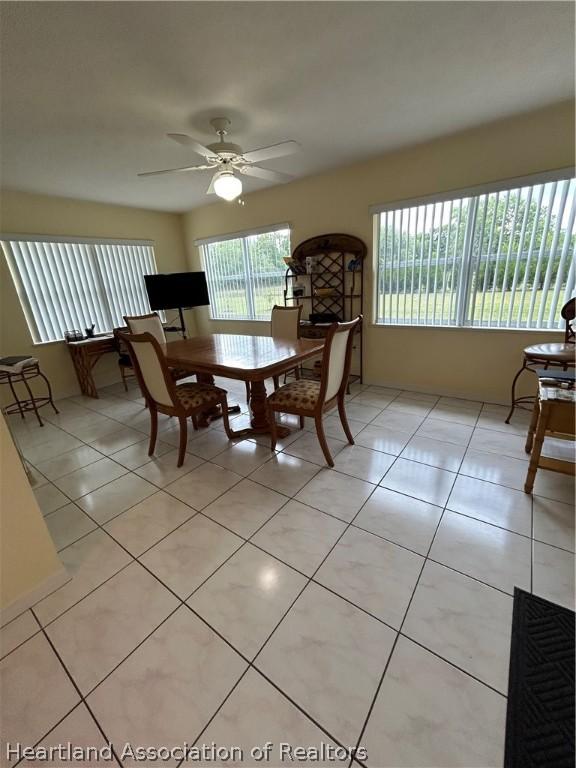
[2,238,157,342]
[375,176,575,329]
[201,227,290,320]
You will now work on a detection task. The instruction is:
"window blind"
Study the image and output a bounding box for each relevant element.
[374,174,575,329]
[2,237,157,342]
[200,227,291,320]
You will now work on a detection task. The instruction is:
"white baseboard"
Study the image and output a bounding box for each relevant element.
[0,567,69,627]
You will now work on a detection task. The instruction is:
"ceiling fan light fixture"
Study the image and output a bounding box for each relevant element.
[213,170,242,201]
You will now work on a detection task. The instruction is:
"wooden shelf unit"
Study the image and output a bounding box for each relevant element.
[283,233,366,383]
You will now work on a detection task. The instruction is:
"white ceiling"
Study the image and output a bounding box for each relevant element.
[0,2,573,212]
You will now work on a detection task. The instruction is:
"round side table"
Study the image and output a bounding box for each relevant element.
[0,361,59,427]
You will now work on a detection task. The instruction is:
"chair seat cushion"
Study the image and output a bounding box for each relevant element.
[524,343,575,363]
[268,379,321,411]
[175,382,225,410]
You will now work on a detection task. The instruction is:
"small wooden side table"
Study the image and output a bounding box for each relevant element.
[67,335,116,398]
[524,383,575,493]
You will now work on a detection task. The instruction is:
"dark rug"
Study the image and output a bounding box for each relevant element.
[505,588,575,768]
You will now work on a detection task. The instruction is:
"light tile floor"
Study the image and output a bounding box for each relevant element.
[1,377,574,767]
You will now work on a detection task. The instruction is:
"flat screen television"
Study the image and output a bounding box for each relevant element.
[144,271,210,311]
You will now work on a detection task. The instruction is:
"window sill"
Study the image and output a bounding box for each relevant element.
[370,323,564,333]
[32,339,67,347]
[208,317,270,323]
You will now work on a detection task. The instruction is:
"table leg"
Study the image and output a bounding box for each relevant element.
[195,373,241,427]
[524,402,547,494]
[228,380,290,439]
[249,380,269,432]
[70,348,99,398]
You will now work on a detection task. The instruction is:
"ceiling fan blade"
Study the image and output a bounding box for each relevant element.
[240,165,293,183]
[207,175,216,194]
[138,163,216,178]
[166,133,218,160]
[242,140,300,164]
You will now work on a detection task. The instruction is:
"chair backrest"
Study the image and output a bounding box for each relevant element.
[271,305,302,339]
[112,327,129,356]
[319,316,362,403]
[118,332,176,409]
[124,312,166,344]
[561,298,575,343]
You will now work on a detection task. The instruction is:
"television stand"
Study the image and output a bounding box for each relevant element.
[164,307,187,338]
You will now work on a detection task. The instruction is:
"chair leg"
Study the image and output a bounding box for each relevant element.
[338,396,355,445]
[294,366,301,380]
[7,376,25,419]
[525,399,539,454]
[299,415,305,429]
[37,369,59,414]
[22,374,43,427]
[505,359,528,424]
[191,413,198,431]
[245,381,251,404]
[315,414,334,467]
[177,415,187,467]
[269,405,279,451]
[524,406,546,494]
[121,367,128,392]
[273,375,280,390]
[148,407,158,456]
[220,396,234,439]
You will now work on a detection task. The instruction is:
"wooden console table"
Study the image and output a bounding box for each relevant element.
[524,382,575,493]
[67,335,116,398]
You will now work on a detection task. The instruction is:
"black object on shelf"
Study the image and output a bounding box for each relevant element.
[64,330,84,342]
[309,312,340,324]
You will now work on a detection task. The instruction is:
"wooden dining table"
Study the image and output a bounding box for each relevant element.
[163,333,325,437]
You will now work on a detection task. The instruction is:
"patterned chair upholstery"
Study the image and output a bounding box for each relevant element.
[175,383,228,410]
[267,380,321,410]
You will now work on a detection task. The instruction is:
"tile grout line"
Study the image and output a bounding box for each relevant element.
[24,610,124,768]
[347,399,484,767]
[7,385,572,762]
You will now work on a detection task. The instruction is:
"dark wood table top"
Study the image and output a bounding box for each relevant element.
[164,333,324,381]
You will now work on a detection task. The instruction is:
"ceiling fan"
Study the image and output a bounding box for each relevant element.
[138,117,301,201]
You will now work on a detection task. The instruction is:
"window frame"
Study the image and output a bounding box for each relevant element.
[371,168,575,331]
[196,223,291,322]
[2,234,158,344]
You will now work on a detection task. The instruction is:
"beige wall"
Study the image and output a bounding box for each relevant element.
[183,101,575,403]
[0,191,192,399]
[0,413,64,616]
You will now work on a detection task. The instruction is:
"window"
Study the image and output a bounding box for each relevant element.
[198,225,290,320]
[2,236,158,343]
[374,172,575,329]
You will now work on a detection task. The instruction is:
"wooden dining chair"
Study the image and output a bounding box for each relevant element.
[266,316,362,467]
[119,332,233,467]
[124,312,192,383]
[245,304,303,403]
[113,327,136,392]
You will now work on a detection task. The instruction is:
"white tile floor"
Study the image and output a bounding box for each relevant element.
[1,377,574,767]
